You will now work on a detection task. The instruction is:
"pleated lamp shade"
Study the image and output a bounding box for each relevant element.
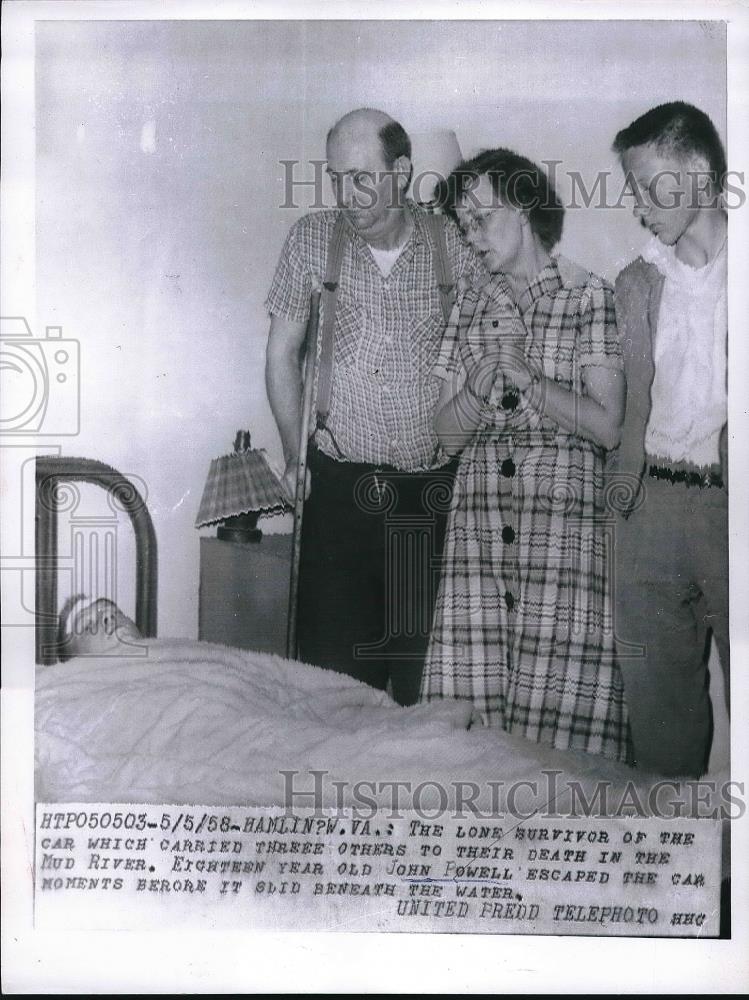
[195,447,288,529]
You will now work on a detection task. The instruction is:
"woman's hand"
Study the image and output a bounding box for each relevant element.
[465,351,499,402]
[465,316,529,398]
[495,338,533,391]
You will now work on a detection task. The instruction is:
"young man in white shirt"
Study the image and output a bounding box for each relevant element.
[612,101,728,777]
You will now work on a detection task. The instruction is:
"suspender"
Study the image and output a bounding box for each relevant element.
[423,210,456,324]
[315,214,348,429]
[314,209,456,436]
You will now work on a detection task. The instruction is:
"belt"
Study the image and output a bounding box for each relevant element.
[648,464,724,489]
[309,444,456,479]
[307,445,458,514]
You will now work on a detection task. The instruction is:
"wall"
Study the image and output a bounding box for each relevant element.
[35,18,727,637]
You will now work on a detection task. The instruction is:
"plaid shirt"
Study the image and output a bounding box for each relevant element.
[435,254,622,445]
[266,201,483,470]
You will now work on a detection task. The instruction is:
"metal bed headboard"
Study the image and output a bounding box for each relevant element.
[35,456,158,664]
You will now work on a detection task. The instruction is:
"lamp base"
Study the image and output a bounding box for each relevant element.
[217,512,262,544]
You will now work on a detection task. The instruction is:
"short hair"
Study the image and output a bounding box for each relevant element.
[378,120,411,167]
[448,147,564,251]
[326,113,412,168]
[432,172,461,222]
[612,101,726,192]
[57,592,89,661]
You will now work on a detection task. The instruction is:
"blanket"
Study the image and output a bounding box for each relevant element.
[36,639,648,810]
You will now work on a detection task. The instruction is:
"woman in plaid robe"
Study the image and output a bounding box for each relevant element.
[420,150,631,762]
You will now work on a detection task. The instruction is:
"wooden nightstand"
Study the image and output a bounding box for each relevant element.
[198,534,292,655]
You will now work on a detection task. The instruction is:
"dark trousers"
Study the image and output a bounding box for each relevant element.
[297,446,456,705]
[614,476,729,777]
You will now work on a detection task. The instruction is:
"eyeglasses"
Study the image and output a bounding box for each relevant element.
[457,209,498,237]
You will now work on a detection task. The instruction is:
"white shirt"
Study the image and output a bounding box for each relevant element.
[642,235,727,469]
[369,243,405,278]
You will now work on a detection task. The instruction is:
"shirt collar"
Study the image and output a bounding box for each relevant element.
[406,199,430,247]
[641,233,727,287]
[472,270,513,305]
[346,199,426,258]
[517,256,563,312]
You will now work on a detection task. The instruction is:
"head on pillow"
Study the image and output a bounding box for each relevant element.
[58,594,143,659]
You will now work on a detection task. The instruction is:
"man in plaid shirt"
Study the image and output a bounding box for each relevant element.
[265,108,481,703]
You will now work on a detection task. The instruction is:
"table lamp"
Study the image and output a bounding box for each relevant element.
[409,128,463,207]
[195,430,289,543]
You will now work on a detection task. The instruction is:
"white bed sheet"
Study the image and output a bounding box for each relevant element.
[36,638,648,809]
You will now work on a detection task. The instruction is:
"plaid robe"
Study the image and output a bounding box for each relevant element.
[421,257,632,763]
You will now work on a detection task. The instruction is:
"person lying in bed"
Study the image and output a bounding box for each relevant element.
[58,593,144,659]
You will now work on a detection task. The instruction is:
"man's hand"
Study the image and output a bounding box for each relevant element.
[282,456,311,503]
